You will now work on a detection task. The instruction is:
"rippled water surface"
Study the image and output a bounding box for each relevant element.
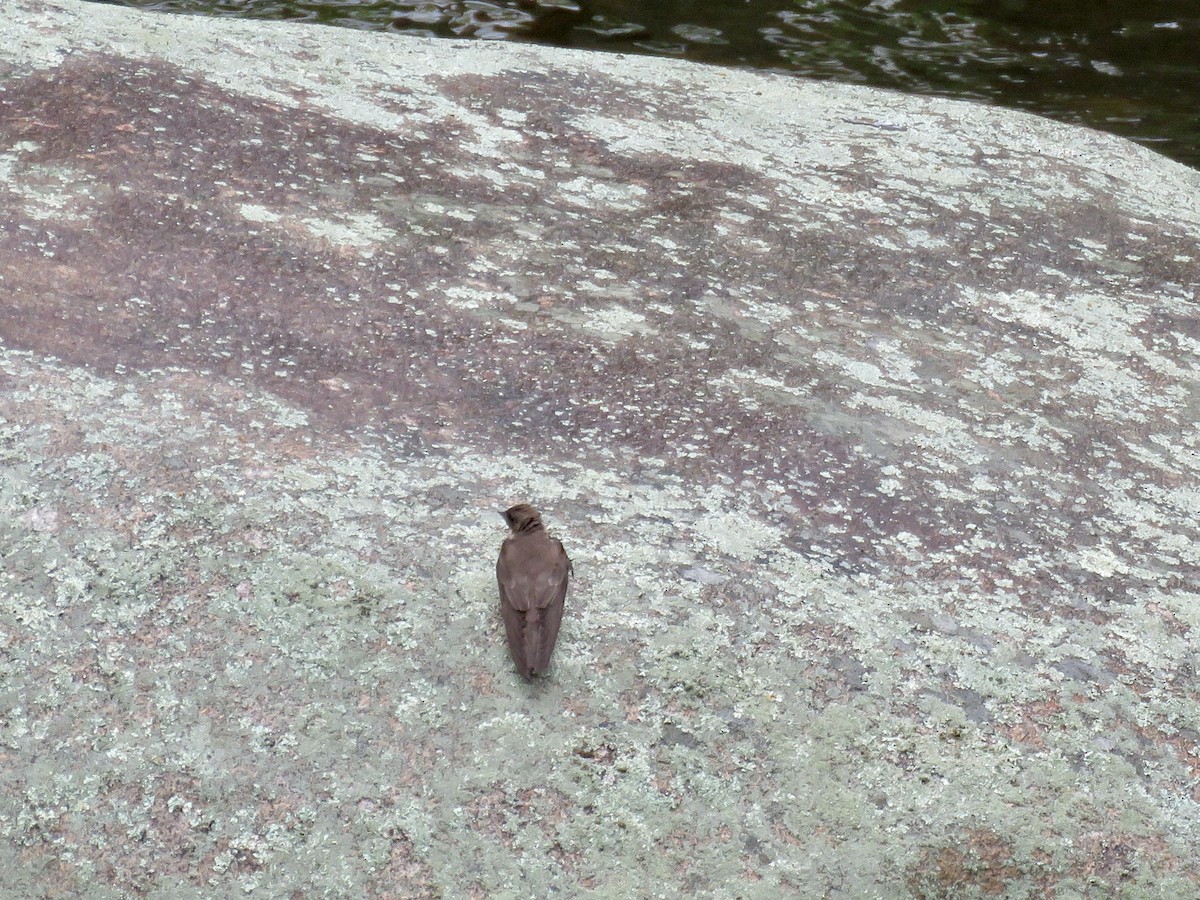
[100,0,1200,170]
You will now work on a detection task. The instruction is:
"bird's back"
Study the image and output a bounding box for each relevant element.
[497,528,571,677]
[497,531,570,612]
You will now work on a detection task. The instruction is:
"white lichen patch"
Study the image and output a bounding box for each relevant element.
[302,210,395,247]
[738,298,794,327]
[867,337,922,385]
[1075,544,1130,578]
[813,348,887,388]
[0,147,94,222]
[847,393,985,468]
[691,509,781,561]
[239,202,283,224]
[557,176,648,210]
[966,348,1022,389]
[442,285,520,311]
[0,586,56,628]
[902,227,948,250]
[419,199,478,223]
[971,287,1158,363]
[713,367,807,408]
[572,303,654,339]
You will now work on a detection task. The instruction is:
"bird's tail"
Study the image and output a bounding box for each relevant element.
[524,606,543,676]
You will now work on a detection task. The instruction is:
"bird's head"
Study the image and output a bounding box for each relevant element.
[502,503,544,533]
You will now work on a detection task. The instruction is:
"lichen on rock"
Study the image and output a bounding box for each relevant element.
[1,0,1199,895]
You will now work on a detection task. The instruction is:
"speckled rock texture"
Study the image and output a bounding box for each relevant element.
[2,0,1199,896]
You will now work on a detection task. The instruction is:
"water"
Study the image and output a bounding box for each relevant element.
[98,0,1200,170]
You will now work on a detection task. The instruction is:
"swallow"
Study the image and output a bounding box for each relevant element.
[496,503,572,679]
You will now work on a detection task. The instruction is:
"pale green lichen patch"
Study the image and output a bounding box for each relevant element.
[0,142,98,222]
[6,343,1196,896]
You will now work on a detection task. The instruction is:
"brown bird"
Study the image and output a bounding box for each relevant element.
[496,503,572,679]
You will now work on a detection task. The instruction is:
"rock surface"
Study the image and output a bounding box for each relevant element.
[2,0,1199,895]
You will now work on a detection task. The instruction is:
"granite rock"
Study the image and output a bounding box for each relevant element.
[2,0,1199,895]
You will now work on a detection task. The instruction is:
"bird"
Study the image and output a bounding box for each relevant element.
[496,503,572,679]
